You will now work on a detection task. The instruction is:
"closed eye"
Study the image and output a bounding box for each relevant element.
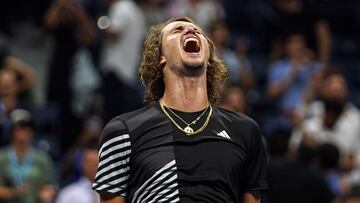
[195,30,202,35]
[172,26,184,33]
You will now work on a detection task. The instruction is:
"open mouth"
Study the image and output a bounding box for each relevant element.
[183,37,200,53]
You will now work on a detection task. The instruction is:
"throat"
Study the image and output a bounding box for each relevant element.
[161,87,209,112]
[163,66,208,112]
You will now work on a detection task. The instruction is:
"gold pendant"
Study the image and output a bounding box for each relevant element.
[184,126,194,134]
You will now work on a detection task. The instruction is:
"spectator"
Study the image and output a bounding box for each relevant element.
[220,85,249,115]
[139,0,167,29]
[0,69,34,146]
[44,0,103,152]
[316,143,347,199]
[56,141,100,203]
[59,116,103,186]
[209,20,255,90]
[0,44,34,97]
[290,69,360,171]
[266,0,331,63]
[267,129,334,203]
[166,0,225,32]
[267,34,323,130]
[0,109,56,203]
[100,0,145,122]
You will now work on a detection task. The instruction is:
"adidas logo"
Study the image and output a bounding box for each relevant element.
[217,130,231,139]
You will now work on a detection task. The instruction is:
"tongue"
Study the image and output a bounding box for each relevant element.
[184,41,200,53]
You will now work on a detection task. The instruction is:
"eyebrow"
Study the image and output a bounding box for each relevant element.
[172,25,184,31]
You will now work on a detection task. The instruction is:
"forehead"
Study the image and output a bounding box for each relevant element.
[161,21,200,34]
[326,75,345,85]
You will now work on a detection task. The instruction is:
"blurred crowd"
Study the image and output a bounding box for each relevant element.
[0,0,360,202]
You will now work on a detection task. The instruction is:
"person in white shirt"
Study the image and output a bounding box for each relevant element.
[56,143,100,203]
[290,69,360,169]
[101,0,146,121]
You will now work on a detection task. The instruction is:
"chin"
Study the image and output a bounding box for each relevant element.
[180,51,206,68]
[183,60,205,69]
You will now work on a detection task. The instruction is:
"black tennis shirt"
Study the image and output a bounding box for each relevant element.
[92,102,268,203]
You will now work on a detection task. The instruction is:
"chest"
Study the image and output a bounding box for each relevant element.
[130,122,249,181]
[1,156,43,186]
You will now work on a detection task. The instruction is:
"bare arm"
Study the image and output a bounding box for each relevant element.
[0,186,16,200]
[315,20,331,63]
[100,192,126,203]
[44,0,95,45]
[240,68,255,91]
[242,191,261,203]
[0,185,29,200]
[3,56,35,93]
[43,0,69,29]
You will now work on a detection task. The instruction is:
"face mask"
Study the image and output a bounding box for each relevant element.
[322,97,346,115]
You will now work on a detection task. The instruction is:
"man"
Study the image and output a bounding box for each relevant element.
[56,142,100,203]
[266,0,331,62]
[290,69,360,170]
[101,0,145,122]
[220,85,249,115]
[266,34,323,131]
[92,17,268,203]
[0,109,56,203]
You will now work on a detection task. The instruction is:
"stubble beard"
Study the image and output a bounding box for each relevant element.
[180,60,206,77]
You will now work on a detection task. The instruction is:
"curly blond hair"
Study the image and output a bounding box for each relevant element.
[139,16,228,104]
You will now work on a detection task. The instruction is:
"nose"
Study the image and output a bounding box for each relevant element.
[184,26,196,35]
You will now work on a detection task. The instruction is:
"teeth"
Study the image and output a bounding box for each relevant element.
[185,37,198,43]
[183,37,199,48]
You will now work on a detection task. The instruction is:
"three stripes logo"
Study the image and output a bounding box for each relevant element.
[217,130,231,139]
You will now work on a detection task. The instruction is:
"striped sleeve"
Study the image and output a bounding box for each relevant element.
[92,117,131,197]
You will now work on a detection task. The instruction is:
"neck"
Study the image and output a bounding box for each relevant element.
[12,142,30,158]
[162,68,209,112]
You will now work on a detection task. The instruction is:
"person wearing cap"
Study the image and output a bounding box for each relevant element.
[0,109,56,203]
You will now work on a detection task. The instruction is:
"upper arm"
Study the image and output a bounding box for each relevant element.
[315,20,330,38]
[242,121,268,192]
[93,117,131,198]
[4,56,35,92]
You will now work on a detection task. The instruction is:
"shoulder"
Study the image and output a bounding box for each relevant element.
[346,103,360,118]
[215,106,258,125]
[113,0,139,13]
[214,106,260,133]
[56,182,87,202]
[31,148,53,164]
[100,104,159,144]
[270,60,289,69]
[0,148,9,162]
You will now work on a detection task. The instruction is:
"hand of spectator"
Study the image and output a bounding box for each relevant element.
[302,132,318,148]
[340,153,356,171]
[58,0,85,24]
[290,111,303,128]
[1,56,35,93]
[290,58,303,74]
[38,184,56,203]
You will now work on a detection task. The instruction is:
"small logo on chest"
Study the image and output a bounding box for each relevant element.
[216,130,231,139]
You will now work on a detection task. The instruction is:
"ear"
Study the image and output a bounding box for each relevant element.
[159,56,166,68]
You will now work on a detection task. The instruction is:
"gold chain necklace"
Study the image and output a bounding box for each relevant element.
[164,104,209,128]
[160,101,212,136]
